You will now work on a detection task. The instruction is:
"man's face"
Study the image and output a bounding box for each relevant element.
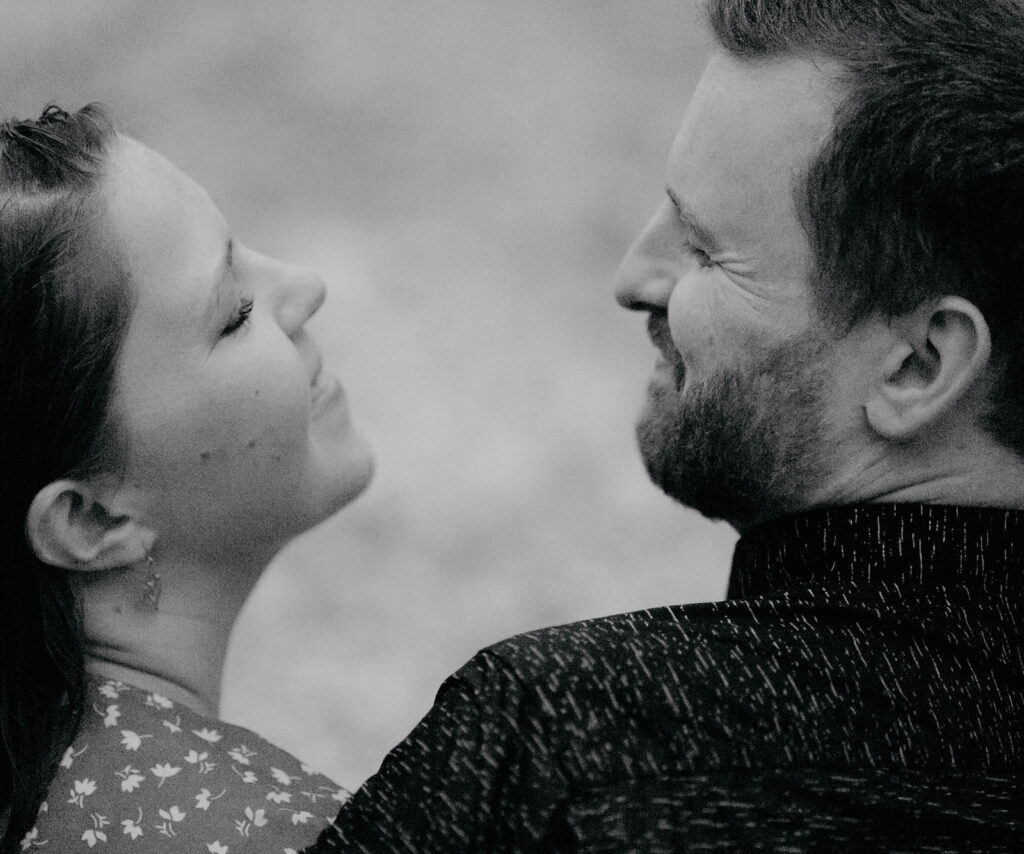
[615,52,843,528]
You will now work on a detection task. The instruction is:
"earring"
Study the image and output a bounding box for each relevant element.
[138,553,161,612]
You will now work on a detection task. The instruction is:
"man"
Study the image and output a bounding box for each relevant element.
[307,0,1022,849]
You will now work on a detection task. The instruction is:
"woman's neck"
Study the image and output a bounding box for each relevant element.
[78,552,268,716]
[83,655,220,716]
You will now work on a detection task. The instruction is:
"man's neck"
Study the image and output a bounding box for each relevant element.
[809,427,1024,515]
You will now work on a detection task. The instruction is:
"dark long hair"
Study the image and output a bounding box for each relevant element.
[706,0,1024,453]
[0,104,132,852]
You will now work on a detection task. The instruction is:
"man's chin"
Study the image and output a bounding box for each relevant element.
[636,411,775,528]
[633,339,831,529]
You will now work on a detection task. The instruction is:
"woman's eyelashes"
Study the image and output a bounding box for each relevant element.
[222,296,254,336]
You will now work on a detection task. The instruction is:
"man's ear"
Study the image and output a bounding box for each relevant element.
[25,479,154,572]
[865,296,991,441]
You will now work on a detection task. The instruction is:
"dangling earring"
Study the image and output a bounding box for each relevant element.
[138,553,161,612]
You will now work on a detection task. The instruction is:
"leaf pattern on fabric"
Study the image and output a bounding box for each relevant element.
[27,677,345,851]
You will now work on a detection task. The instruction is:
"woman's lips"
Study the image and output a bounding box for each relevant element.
[310,369,344,418]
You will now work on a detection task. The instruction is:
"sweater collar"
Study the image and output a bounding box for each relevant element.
[727,503,1024,600]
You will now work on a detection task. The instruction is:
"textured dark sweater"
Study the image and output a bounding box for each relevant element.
[307,504,1022,852]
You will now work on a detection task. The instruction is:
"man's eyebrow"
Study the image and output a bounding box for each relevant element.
[666,186,719,250]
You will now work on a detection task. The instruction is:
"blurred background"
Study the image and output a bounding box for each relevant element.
[1,0,736,787]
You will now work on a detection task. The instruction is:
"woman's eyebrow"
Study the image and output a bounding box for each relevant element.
[666,186,719,251]
[205,237,234,322]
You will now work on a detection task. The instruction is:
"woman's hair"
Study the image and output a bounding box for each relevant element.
[0,104,132,852]
[706,0,1024,454]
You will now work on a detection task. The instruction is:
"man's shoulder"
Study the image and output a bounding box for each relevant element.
[423,599,821,790]
[462,597,792,691]
[437,593,919,781]
[445,600,781,749]
[474,601,722,678]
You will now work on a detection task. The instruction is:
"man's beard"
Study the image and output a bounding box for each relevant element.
[636,323,832,529]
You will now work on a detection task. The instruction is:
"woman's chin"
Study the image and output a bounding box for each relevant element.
[279,454,374,548]
[324,430,376,513]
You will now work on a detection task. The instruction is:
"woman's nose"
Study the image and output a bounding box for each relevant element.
[272,261,327,336]
[615,200,679,312]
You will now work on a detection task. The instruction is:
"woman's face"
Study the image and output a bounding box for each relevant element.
[102,137,373,561]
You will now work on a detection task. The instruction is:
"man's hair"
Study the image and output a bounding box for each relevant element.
[706,0,1024,453]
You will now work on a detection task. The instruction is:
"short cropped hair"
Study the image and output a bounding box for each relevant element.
[707,0,1024,453]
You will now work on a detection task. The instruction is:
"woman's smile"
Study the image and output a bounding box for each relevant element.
[311,369,345,419]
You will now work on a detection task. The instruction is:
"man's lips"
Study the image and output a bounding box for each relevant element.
[647,312,679,364]
[646,311,685,387]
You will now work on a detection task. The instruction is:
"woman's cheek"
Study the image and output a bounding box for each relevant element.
[225,369,312,461]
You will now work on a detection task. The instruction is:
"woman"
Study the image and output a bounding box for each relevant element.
[0,104,374,851]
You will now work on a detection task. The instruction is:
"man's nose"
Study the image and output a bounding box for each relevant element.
[614,200,678,312]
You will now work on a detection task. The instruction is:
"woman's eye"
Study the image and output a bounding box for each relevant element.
[222,297,254,336]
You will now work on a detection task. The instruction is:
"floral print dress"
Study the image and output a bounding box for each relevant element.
[24,677,348,852]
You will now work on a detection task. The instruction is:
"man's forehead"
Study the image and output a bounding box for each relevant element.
[666,51,840,243]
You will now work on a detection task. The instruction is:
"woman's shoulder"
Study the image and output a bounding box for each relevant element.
[24,676,348,853]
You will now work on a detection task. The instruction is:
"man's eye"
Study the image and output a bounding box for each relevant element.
[222,297,254,336]
[685,242,713,268]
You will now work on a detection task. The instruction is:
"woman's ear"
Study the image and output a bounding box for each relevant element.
[865,296,991,441]
[25,479,154,571]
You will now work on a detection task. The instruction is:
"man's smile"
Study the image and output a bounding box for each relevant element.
[647,311,685,388]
